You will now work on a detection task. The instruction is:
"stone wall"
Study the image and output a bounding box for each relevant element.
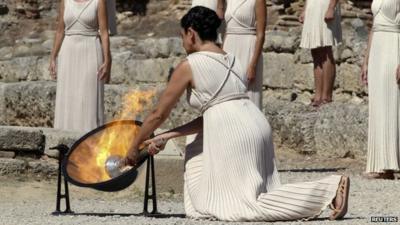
[0,0,374,168]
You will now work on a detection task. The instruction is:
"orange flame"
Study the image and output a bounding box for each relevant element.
[67,90,156,184]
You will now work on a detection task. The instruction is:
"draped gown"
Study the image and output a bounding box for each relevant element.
[300,0,342,49]
[223,0,263,109]
[367,0,400,173]
[54,0,104,132]
[183,51,342,221]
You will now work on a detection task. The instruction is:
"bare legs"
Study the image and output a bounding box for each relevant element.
[310,46,336,107]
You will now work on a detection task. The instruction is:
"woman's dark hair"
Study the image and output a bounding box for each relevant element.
[180,6,221,42]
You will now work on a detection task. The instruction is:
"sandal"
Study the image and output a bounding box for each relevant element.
[329,176,350,220]
[362,172,395,180]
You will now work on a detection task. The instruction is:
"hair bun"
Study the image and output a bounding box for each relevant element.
[181,6,221,42]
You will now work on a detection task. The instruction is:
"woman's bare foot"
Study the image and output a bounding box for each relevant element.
[317,99,333,107]
[309,98,323,108]
[329,176,350,220]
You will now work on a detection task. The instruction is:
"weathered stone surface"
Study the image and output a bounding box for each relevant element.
[0,2,9,15]
[126,57,181,83]
[294,48,313,64]
[0,150,15,158]
[314,103,367,158]
[136,37,185,58]
[0,81,165,127]
[264,30,300,53]
[41,128,83,158]
[27,159,57,176]
[0,46,13,60]
[336,63,365,93]
[0,126,44,152]
[0,56,48,82]
[0,81,56,127]
[264,53,314,90]
[0,158,26,174]
[264,93,318,154]
[263,91,368,158]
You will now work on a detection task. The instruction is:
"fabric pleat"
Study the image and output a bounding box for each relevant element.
[300,0,342,49]
[222,0,263,109]
[183,52,341,221]
[54,0,105,133]
[366,0,400,173]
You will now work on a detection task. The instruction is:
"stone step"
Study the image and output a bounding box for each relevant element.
[0,80,196,133]
[0,79,368,160]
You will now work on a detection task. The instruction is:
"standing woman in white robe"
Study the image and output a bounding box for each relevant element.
[299,0,342,107]
[361,0,400,179]
[49,0,111,132]
[222,0,266,109]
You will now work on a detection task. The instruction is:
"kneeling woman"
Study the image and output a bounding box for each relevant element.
[124,7,349,222]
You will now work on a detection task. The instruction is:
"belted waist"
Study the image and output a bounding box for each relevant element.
[65,30,99,36]
[226,27,256,35]
[372,24,400,33]
[200,93,249,114]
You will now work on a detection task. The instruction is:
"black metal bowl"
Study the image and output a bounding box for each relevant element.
[61,120,152,192]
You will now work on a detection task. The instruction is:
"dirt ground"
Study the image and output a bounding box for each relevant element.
[1,152,399,225]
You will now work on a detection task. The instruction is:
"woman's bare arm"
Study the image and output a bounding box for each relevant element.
[97,0,112,83]
[299,0,306,23]
[155,117,203,141]
[144,117,203,155]
[49,0,65,79]
[125,60,193,162]
[328,0,339,9]
[325,0,339,21]
[361,30,373,85]
[247,0,266,83]
[216,0,225,19]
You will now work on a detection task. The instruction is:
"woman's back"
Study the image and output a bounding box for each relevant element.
[186,51,249,112]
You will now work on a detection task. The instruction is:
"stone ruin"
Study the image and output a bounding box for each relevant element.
[0,0,373,178]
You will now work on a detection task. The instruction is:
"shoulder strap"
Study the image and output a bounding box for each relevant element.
[65,0,96,30]
[194,52,245,102]
[226,0,252,28]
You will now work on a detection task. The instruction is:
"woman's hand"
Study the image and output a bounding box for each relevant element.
[299,10,305,23]
[144,135,168,156]
[97,61,111,83]
[396,65,400,85]
[48,59,57,80]
[324,7,335,22]
[361,61,368,85]
[247,65,256,84]
[124,145,139,166]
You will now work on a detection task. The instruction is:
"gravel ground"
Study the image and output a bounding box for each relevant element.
[1,169,399,225]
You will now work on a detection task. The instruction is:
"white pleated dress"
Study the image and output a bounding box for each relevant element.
[184,51,342,221]
[300,0,342,49]
[54,0,104,132]
[223,0,263,109]
[366,0,400,173]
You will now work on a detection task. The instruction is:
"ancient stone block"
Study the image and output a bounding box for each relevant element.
[0,158,26,174]
[0,126,45,152]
